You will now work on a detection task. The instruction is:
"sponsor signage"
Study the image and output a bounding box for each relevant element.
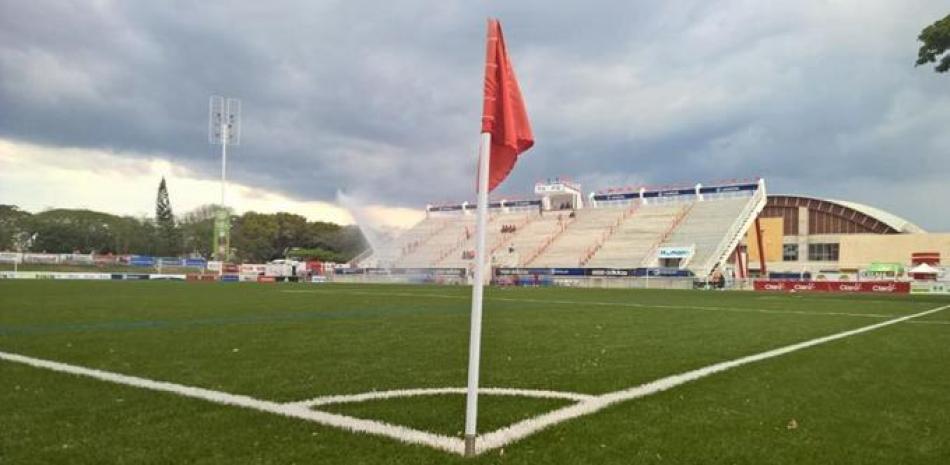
[428,205,465,212]
[594,182,758,202]
[23,253,59,264]
[753,280,910,294]
[123,274,151,280]
[658,246,694,259]
[589,268,632,276]
[597,193,637,201]
[496,268,552,276]
[149,274,187,281]
[337,268,467,277]
[334,267,364,275]
[0,252,21,263]
[495,267,692,278]
[240,264,268,275]
[156,257,183,267]
[698,184,758,194]
[129,256,155,267]
[550,268,587,276]
[910,282,950,295]
[534,183,568,194]
[505,200,542,208]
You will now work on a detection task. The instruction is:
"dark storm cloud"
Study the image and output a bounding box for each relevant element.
[1,0,949,229]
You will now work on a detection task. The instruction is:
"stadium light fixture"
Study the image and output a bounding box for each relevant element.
[209,96,241,262]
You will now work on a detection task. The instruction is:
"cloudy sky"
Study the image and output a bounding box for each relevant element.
[1,0,948,230]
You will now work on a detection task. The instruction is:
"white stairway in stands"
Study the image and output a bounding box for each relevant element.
[660,196,757,275]
[585,204,684,268]
[531,209,625,267]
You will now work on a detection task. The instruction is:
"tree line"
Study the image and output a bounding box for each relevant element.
[0,203,368,264]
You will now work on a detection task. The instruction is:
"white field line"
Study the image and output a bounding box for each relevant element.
[907,319,950,326]
[0,350,464,455]
[2,304,946,456]
[473,304,950,454]
[292,387,595,408]
[282,289,899,319]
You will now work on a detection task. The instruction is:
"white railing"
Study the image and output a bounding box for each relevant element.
[697,181,767,277]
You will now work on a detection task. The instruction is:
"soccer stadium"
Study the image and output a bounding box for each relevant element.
[3,4,950,465]
[350,176,949,292]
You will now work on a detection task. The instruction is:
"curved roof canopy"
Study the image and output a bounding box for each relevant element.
[828,199,925,234]
[765,195,925,235]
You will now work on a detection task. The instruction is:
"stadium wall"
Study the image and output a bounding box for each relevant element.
[837,234,950,267]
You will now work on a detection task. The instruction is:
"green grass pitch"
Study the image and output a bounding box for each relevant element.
[1,280,949,464]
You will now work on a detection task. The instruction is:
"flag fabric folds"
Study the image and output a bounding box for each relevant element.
[481,18,534,192]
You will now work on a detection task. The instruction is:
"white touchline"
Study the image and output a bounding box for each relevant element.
[0,350,464,455]
[1,303,946,457]
[281,289,902,319]
[291,387,595,408]
[473,303,950,454]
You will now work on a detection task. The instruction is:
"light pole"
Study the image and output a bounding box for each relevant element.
[209,96,241,263]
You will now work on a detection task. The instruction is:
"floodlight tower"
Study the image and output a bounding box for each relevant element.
[209,96,241,262]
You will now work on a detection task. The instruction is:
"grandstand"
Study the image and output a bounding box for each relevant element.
[357,179,767,278]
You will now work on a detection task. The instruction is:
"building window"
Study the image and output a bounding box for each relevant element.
[783,244,799,262]
[808,243,839,261]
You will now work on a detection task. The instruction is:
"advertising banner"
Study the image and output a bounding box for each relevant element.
[910,282,950,295]
[184,258,208,268]
[149,274,187,281]
[240,264,267,275]
[62,254,94,264]
[129,256,155,267]
[23,253,59,264]
[0,252,22,263]
[658,246,694,259]
[157,258,184,267]
[754,280,910,294]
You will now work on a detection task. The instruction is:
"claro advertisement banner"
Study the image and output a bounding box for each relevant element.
[754,280,910,294]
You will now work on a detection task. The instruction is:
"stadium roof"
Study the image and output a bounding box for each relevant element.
[774,195,926,234]
[827,199,925,234]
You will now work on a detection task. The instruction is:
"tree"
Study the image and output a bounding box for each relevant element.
[179,204,223,258]
[25,209,147,254]
[0,205,31,250]
[154,177,181,256]
[231,212,280,262]
[916,14,950,73]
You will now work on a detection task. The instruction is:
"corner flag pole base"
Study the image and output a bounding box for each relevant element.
[464,435,477,457]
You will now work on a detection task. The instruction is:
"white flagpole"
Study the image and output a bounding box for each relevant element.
[464,131,492,456]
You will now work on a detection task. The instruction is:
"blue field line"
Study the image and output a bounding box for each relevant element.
[0,305,469,337]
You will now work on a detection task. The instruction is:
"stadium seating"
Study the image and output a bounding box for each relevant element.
[436,211,537,268]
[357,181,766,277]
[658,197,750,274]
[585,203,685,268]
[393,215,473,267]
[529,208,627,267]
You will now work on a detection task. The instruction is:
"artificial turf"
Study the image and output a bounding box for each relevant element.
[0,280,948,464]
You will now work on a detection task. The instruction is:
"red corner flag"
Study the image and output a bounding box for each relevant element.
[481,18,534,192]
